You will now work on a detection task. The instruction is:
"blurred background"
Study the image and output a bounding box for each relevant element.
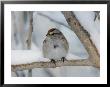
[11,11,100,77]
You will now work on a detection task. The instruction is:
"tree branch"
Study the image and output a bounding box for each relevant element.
[11,59,92,72]
[62,11,100,68]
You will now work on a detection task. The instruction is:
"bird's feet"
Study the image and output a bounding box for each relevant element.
[51,59,56,65]
[61,57,66,62]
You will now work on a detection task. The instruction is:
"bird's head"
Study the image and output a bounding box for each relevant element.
[46,28,62,36]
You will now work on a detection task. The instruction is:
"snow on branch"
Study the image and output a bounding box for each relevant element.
[11,59,92,72]
[11,50,91,71]
[62,11,100,68]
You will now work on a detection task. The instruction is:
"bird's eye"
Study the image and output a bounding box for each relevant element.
[49,32,54,35]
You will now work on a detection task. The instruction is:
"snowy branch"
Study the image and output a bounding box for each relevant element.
[11,59,92,71]
[62,11,100,68]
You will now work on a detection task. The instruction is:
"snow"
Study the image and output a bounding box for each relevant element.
[11,11,100,77]
[11,50,85,65]
[11,50,50,65]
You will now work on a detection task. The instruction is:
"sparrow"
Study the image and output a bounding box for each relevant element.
[42,28,69,65]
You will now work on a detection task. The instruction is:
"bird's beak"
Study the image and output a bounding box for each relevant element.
[49,32,53,35]
[46,33,48,36]
[46,32,53,36]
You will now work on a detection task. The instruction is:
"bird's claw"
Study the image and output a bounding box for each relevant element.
[61,57,66,62]
[51,59,56,65]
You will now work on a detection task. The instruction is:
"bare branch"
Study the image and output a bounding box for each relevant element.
[62,11,100,68]
[11,59,92,72]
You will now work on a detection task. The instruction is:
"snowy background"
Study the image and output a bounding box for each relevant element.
[11,11,100,77]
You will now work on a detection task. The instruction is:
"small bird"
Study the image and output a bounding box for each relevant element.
[43,28,69,64]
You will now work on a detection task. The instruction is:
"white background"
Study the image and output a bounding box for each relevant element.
[4,4,107,84]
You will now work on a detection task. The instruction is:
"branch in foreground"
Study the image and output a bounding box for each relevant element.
[11,59,92,72]
[62,11,100,68]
